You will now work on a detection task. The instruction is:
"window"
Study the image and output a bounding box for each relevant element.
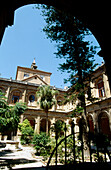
[24,73,29,78]
[56,96,64,110]
[40,75,44,80]
[29,95,35,102]
[12,96,19,103]
[57,96,64,106]
[97,81,105,97]
[12,91,20,103]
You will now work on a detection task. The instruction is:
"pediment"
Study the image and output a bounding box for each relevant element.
[22,74,48,85]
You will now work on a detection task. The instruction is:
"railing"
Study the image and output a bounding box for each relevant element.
[47,121,111,169]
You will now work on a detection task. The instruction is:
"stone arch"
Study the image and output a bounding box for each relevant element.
[8,2,107,64]
[87,114,94,133]
[97,110,110,123]
[10,88,23,104]
[1,2,111,94]
[56,95,64,104]
[40,118,51,133]
[24,117,35,129]
[98,111,110,137]
[56,95,64,110]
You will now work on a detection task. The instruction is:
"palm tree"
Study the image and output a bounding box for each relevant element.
[36,85,58,134]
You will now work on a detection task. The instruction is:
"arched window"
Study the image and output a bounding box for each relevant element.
[12,91,21,103]
[29,95,35,103]
[56,96,64,110]
[98,112,110,136]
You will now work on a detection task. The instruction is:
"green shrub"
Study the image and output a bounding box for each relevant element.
[18,119,34,145]
[33,132,51,156]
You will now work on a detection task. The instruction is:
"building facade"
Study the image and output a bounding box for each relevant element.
[85,63,111,140]
[0,60,73,139]
[0,61,111,140]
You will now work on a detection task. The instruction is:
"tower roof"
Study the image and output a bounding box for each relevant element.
[31,58,37,70]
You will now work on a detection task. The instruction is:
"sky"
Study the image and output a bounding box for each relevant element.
[0,4,103,88]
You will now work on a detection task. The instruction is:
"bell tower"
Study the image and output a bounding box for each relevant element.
[31,58,37,70]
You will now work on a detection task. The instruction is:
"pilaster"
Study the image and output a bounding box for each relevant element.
[103,73,111,98]
[5,86,10,102]
[22,89,27,103]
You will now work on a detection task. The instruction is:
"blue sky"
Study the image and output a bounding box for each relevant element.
[0,4,103,88]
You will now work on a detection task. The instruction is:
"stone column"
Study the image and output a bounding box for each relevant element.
[93,111,99,133]
[20,115,24,123]
[34,116,40,134]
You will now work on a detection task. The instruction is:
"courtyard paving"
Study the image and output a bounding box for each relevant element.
[0,145,47,169]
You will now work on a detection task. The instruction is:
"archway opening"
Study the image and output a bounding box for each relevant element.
[98,112,110,138]
[87,115,94,133]
[40,118,51,133]
[0,4,103,89]
[26,118,35,129]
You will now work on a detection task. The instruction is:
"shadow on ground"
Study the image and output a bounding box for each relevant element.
[2,163,110,170]
[0,150,37,169]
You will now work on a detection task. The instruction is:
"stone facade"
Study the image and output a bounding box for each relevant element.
[0,60,73,139]
[0,60,111,140]
[85,63,111,139]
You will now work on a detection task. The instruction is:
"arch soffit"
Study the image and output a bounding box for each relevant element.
[97,110,110,122]
[14,0,74,11]
[23,116,35,121]
[14,1,108,54]
[1,1,110,57]
[56,95,64,100]
[10,88,23,99]
[10,88,23,94]
[14,1,97,38]
[40,118,51,123]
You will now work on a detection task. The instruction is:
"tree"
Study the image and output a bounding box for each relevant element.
[37,5,98,132]
[33,132,51,156]
[18,119,34,144]
[36,85,58,134]
[0,91,27,137]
